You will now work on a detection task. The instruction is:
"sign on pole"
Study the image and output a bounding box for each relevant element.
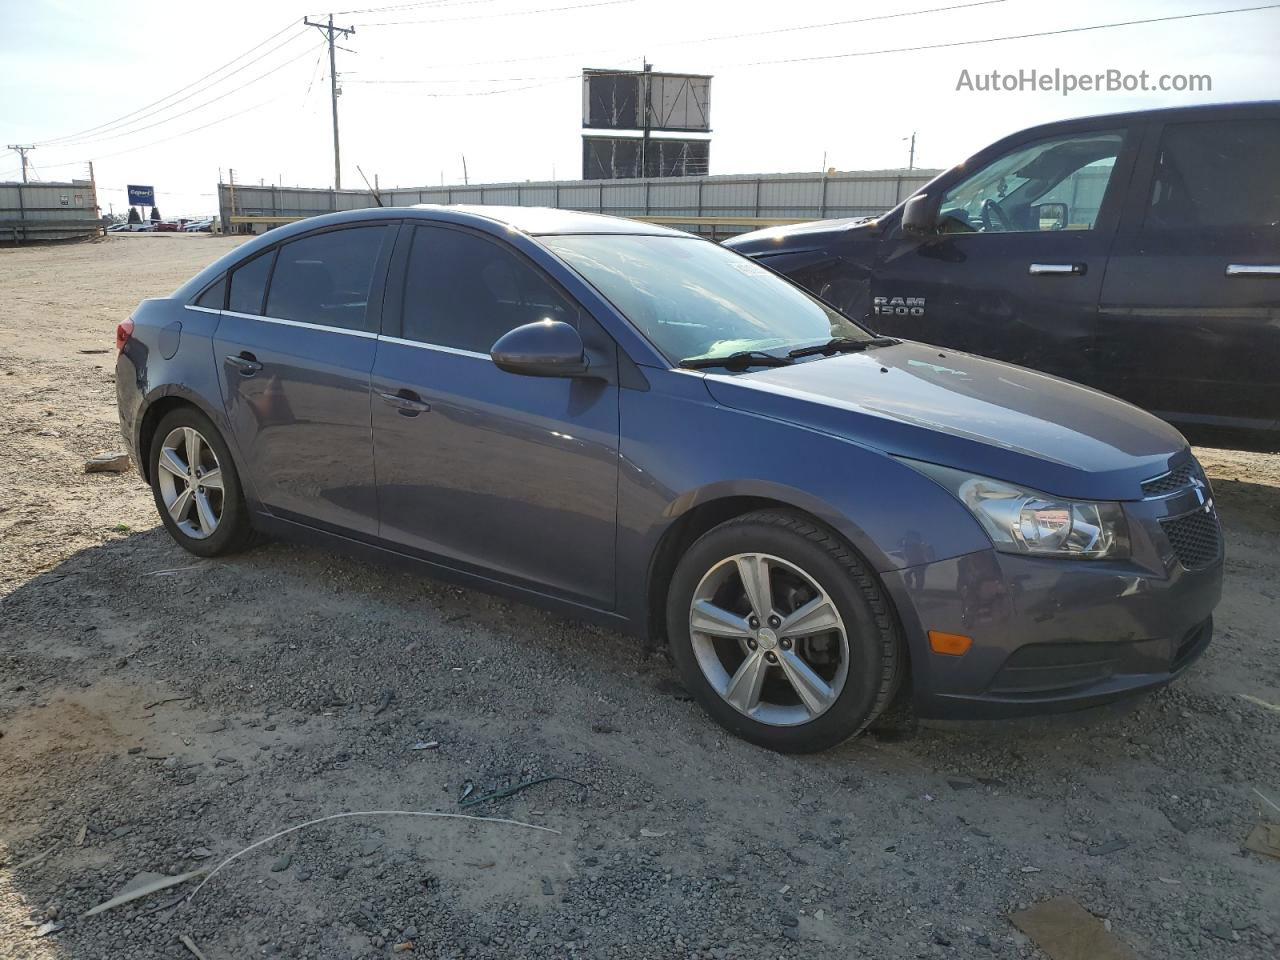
[127,185,155,206]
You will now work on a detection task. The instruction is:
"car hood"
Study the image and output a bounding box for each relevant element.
[699,341,1188,501]
[724,216,879,257]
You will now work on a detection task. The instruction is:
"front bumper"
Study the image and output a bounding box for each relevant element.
[882,492,1224,720]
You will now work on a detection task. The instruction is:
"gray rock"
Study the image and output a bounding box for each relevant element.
[270,853,292,872]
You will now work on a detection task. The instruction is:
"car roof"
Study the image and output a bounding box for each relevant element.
[413,204,688,237]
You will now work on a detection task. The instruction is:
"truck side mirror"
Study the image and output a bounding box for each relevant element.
[1032,201,1068,231]
[901,194,936,238]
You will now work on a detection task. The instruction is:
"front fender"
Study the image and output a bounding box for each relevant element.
[616,368,992,628]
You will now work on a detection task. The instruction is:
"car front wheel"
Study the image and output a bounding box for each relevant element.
[666,509,902,753]
[149,406,254,557]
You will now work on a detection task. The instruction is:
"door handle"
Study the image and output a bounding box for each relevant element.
[1028,263,1087,276]
[225,352,262,376]
[1226,264,1280,277]
[378,389,431,416]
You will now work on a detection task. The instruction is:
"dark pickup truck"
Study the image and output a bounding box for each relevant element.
[726,101,1280,447]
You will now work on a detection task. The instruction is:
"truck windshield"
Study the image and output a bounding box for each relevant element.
[542,234,867,365]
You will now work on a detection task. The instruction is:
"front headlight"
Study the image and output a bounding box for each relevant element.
[901,460,1130,560]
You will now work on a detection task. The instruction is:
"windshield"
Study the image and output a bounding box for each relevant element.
[541,234,867,365]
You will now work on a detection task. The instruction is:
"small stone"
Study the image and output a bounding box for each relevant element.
[270,853,292,872]
[358,838,382,857]
[780,915,799,928]
[402,927,418,940]
[934,930,952,946]
[332,864,352,879]
[1206,922,1235,941]
[541,878,554,895]
[296,868,311,881]
[1089,839,1129,856]
[109,825,133,839]
[782,927,800,941]
[127,747,142,755]
[196,719,227,733]
[947,779,976,791]
[190,847,213,860]
[1068,831,1088,843]
[84,452,131,473]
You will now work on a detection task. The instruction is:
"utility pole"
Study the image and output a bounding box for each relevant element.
[639,61,652,178]
[304,14,356,190]
[6,144,34,183]
[906,131,917,171]
[461,154,468,185]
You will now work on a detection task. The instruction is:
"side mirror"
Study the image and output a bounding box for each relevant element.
[900,193,936,237]
[1032,201,1068,231]
[491,320,590,378]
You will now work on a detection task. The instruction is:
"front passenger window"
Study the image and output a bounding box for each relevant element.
[401,225,576,353]
[937,129,1125,235]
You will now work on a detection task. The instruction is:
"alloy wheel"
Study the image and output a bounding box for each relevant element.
[688,553,850,726]
[156,426,224,540]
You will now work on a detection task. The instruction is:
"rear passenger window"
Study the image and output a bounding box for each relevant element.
[266,226,392,333]
[401,226,576,353]
[1147,119,1280,230]
[194,275,226,309]
[228,251,274,315]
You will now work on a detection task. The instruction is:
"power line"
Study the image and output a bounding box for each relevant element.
[344,0,1005,73]
[57,97,284,166]
[42,41,325,151]
[737,2,1280,67]
[33,21,304,146]
[356,0,634,27]
[334,0,500,14]
[341,3,1280,97]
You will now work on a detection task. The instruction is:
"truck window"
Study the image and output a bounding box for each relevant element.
[1146,118,1280,230]
[937,130,1125,235]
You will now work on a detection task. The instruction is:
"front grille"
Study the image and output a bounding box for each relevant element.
[1160,509,1222,569]
[1142,461,1198,497]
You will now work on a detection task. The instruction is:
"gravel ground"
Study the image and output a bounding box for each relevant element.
[1,233,1278,960]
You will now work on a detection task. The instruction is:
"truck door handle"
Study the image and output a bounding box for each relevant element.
[1028,263,1086,276]
[378,389,431,416]
[225,352,262,376]
[1226,264,1280,277]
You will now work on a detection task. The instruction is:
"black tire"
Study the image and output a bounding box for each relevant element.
[148,406,254,557]
[666,509,902,753]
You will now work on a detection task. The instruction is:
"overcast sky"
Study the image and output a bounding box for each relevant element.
[1,0,1276,216]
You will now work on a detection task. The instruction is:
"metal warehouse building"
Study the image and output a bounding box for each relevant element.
[218,169,941,238]
[0,180,100,242]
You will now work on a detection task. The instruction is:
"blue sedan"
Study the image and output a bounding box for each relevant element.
[115,206,1222,752]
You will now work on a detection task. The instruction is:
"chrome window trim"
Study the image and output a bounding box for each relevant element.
[184,305,221,315]
[219,309,379,340]
[378,336,491,361]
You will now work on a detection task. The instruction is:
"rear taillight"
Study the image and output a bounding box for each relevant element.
[116,317,134,353]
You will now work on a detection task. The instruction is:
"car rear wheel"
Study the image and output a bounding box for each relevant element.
[666,509,902,753]
[149,407,253,557]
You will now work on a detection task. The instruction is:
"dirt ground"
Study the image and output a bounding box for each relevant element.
[1,233,1278,960]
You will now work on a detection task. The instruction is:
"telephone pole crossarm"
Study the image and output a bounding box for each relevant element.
[303,15,356,190]
[6,144,35,183]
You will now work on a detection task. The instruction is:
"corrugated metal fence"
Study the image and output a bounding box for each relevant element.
[219,169,941,238]
[0,180,100,242]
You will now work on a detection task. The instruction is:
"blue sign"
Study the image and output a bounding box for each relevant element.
[127,184,155,206]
